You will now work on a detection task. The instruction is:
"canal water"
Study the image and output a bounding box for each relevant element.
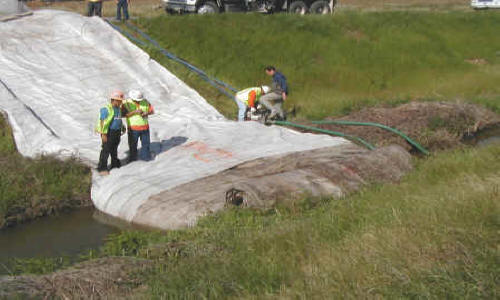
[464,125,500,147]
[0,208,127,272]
[1,125,499,275]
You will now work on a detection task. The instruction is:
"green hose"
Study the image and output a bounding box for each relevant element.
[273,120,376,151]
[311,120,429,155]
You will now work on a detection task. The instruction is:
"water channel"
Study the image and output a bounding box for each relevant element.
[0,208,127,274]
[1,126,499,275]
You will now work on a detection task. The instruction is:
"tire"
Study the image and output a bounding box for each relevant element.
[165,8,176,14]
[289,1,307,14]
[197,1,218,14]
[309,0,330,14]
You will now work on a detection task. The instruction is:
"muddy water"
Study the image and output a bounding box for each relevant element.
[0,208,123,268]
[464,126,500,147]
[475,127,500,147]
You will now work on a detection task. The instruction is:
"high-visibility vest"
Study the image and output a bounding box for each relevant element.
[235,87,263,106]
[123,99,151,130]
[95,103,115,134]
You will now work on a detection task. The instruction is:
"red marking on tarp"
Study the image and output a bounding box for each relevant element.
[183,141,233,163]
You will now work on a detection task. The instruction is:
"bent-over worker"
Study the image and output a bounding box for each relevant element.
[235,86,270,121]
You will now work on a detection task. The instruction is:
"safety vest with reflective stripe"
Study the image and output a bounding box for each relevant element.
[95,103,115,134]
[123,99,151,131]
[235,87,263,107]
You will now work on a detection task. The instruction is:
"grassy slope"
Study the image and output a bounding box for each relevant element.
[4,7,499,298]
[101,145,500,298]
[102,12,500,298]
[0,116,91,228]
[134,11,500,119]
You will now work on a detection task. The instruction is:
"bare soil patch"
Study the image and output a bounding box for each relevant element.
[311,102,500,152]
[465,58,489,65]
[0,257,152,299]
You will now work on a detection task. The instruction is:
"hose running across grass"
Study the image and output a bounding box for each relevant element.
[104,19,148,47]
[273,120,376,150]
[105,20,424,154]
[123,22,238,95]
[105,19,238,101]
[312,120,429,155]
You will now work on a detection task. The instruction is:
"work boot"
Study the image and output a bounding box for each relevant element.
[268,110,278,120]
[278,111,286,121]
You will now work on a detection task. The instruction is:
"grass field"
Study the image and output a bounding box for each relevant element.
[109,10,500,297]
[342,0,469,10]
[129,11,500,119]
[96,145,499,298]
[0,116,91,228]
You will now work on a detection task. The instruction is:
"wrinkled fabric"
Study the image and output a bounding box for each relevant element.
[0,10,349,228]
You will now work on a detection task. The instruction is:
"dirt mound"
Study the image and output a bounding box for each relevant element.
[131,144,412,229]
[313,102,500,152]
[0,257,151,299]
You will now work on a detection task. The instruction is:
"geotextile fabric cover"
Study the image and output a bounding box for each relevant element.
[0,0,31,22]
[0,10,348,229]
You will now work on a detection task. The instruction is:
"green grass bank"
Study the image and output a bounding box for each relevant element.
[0,116,91,228]
[132,10,500,119]
[8,144,499,298]
[95,144,499,298]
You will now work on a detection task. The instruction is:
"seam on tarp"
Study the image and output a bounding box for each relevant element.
[0,77,60,138]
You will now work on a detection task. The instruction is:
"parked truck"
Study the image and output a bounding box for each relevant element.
[162,0,336,14]
[471,0,500,9]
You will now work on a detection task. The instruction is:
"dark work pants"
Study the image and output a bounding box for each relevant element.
[87,1,102,17]
[116,0,129,21]
[128,129,151,162]
[97,129,121,172]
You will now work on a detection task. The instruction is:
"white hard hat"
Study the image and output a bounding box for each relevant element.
[261,86,271,94]
[129,89,144,101]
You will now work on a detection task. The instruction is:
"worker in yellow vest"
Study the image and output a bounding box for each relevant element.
[95,90,125,175]
[122,90,154,162]
[235,86,270,121]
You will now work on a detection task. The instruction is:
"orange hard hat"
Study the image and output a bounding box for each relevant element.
[110,90,124,101]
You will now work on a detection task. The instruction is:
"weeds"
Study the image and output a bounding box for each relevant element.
[0,116,91,228]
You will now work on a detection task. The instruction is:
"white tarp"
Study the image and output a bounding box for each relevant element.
[0,0,31,21]
[0,10,349,228]
[0,0,26,16]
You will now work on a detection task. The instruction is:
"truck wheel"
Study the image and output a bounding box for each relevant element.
[289,1,308,14]
[165,8,176,14]
[310,0,330,14]
[197,1,218,14]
